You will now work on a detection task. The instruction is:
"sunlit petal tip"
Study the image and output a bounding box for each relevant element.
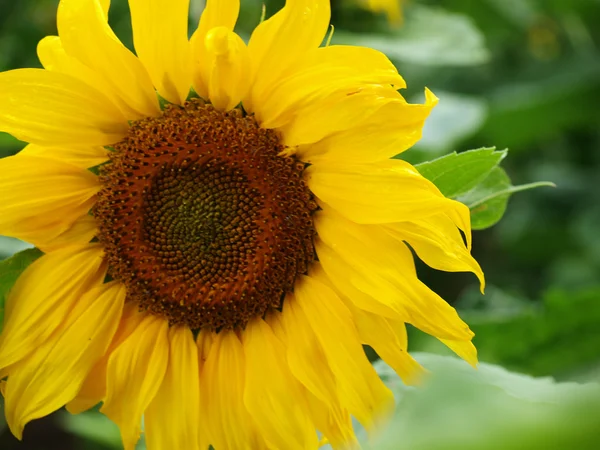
[424,86,439,105]
[440,338,479,368]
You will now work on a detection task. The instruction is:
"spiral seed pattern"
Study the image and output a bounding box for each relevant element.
[94,100,317,330]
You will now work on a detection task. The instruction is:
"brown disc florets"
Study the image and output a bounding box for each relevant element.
[94,99,317,331]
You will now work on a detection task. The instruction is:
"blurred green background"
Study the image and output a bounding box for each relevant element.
[1,0,599,449]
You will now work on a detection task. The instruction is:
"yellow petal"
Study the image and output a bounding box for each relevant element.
[293,275,394,431]
[350,308,424,386]
[269,310,358,449]
[384,212,485,291]
[308,261,424,385]
[304,390,358,450]
[37,214,98,253]
[0,244,106,371]
[145,326,200,450]
[242,318,318,450]
[314,207,475,342]
[196,329,213,372]
[66,304,145,414]
[279,85,400,147]
[252,45,405,129]
[3,282,125,439]
[0,154,99,248]
[203,27,251,111]
[65,358,107,414]
[313,241,406,319]
[305,159,454,224]
[129,0,192,105]
[36,35,140,120]
[57,0,160,119]
[101,314,169,450]
[190,0,240,99]
[195,329,214,450]
[297,88,437,164]
[439,338,479,368]
[271,304,338,406]
[246,0,331,112]
[20,143,108,169]
[201,330,264,450]
[0,69,128,145]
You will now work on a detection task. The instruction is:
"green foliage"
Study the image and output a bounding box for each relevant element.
[467,287,600,378]
[415,147,507,198]
[371,354,600,450]
[408,286,600,380]
[332,5,489,66]
[62,410,146,450]
[0,248,42,333]
[416,148,554,229]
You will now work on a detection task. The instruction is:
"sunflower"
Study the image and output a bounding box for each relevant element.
[0,0,483,449]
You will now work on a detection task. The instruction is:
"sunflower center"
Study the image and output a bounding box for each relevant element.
[94,99,317,331]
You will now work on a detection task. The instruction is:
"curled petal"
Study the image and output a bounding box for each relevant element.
[203,27,251,111]
[191,0,240,99]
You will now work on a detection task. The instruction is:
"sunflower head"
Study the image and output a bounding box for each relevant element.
[0,1,483,449]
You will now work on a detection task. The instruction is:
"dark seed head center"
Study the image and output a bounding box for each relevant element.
[94,100,317,331]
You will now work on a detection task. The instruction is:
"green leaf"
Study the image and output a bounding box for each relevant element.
[415,148,554,230]
[0,248,43,333]
[372,354,600,450]
[415,147,506,198]
[332,5,490,66]
[458,166,555,230]
[62,409,146,450]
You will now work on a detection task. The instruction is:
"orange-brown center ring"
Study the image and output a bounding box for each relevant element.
[94,100,317,331]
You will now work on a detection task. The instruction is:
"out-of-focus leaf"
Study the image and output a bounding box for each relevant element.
[0,248,43,333]
[62,411,121,448]
[371,354,600,450]
[478,57,600,149]
[410,287,600,379]
[0,132,22,158]
[0,236,33,260]
[415,91,488,153]
[62,409,146,449]
[467,287,600,377]
[457,166,554,230]
[415,147,506,198]
[416,148,552,230]
[332,6,489,66]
